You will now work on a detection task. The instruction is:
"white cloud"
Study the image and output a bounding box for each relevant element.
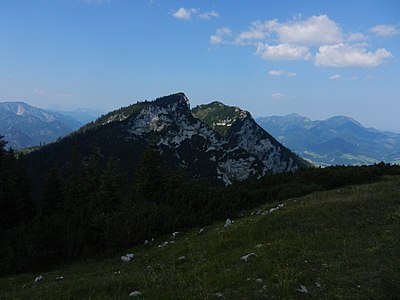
[256,43,311,61]
[271,93,288,99]
[347,33,367,42]
[268,70,297,77]
[275,15,342,46]
[172,7,197,20]
[199,10,219,20]
[235,20,278,45]
[172,7,219,21]
[315,43,393,67]
[210,27,232,45]
[210,14,395,68]
[370,24,400,36]
[329,74,341,80]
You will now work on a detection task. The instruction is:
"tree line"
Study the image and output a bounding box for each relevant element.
[1,134,399,275]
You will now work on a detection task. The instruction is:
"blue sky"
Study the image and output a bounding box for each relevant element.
[1,0,399,131]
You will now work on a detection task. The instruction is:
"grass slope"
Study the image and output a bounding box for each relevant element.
[2,176,400,299]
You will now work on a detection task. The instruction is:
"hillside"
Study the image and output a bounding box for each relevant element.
[2,176,399,299]
[256,114,400,166]
[0,102,82,149]
[25,93,307,189]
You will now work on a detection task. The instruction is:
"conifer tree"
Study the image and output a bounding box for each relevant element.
[41,166,64,216]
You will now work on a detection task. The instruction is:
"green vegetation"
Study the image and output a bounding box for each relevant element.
[192,101,246,137]
[1,128,399,277]
[1,176,399,299]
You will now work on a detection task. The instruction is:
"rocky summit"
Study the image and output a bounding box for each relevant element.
[25,93,308,185]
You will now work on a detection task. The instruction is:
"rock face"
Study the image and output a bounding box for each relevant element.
[25,93,308,185]
[0,101,82,149]
[116,94,305,184]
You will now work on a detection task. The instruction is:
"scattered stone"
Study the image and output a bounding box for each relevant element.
[215,292,223,298]
[158,240,175,248]
[224,218,232,227]
[178,256,186,261]
[262,285,267,290]
[315,282,321,288]
[199,228,205,234]
[158,241,169,248]
[172,231,180,238]
[34,275,44,283]
[55,276,64,281]
[241,253,255,262]
[295,285,308,293]
[113,271,121,274]
[256,278,263,283]
[247,278,251,281]
[144,240,149,245]
[256,244,262,248]
[357,285,361,288]
[129,291,142,297]
[121,253,134,262]
[262,203,285,215]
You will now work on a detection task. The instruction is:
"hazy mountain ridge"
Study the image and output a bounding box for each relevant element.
[256,113,400,166]
[0,101,83,149]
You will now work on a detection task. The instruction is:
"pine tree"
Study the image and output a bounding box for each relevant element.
[132,137,166,203]
[0,136,34,228]
[41,166,64,216]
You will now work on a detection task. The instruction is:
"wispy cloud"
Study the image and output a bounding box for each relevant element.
[199,10,219,20]
[271,92,288,100]
[172,7,197,20]
[268,70,297,77]
[329,74,341,80]
[172,7,219,21]
[210,27,232,45]
[33,88,46,96]
[370,24,400,36]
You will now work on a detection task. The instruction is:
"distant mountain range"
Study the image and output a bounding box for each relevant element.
[0,102,102,149]
[256,114,400,166]
[25,93,307,186]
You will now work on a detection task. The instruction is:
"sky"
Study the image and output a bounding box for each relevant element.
[1,0,399,131]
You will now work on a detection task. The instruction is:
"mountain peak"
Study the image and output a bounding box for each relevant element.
[152,92,190,109]
[192,101,250,137]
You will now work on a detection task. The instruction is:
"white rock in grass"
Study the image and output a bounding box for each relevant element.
[215,292,223,298]
[241,253,255,262]
[199,228,205,234]
[224,218,232,227]
[295,285,308,293]
[34,275,44,283]
[178,256,186,261]
[129,290,142,297]
[55,276,64,281]
[121,253,134,262]
[172,231,180,238]
[256,278,263,283]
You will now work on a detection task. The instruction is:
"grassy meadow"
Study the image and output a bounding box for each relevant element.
[1,176,399,299]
